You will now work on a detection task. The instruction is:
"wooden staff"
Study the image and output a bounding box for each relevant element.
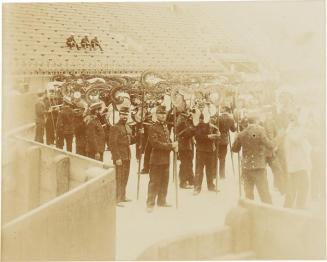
[228,132,236,178]
[215,105,220,194]
[235,92,242,198]
[136,88,145,200]
[173,106,179,208]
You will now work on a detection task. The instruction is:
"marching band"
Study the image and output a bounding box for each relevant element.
[34,72,314,211]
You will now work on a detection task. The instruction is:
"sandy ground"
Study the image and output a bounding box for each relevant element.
[61,130,324,260]
[99,137,311,260]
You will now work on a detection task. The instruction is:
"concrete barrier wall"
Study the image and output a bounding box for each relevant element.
[2,133,114,223]
[2,170,116,261]
[137,226,233,260]
[137,198,326,260]
[238,199,326,259]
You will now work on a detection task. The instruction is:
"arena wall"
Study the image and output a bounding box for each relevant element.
[2,171,116,261]
[136,198,326,260]
[238,199,326,259]
[2,128,116,260]
[137,226,234,260]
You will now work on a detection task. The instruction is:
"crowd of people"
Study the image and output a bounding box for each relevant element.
[34,81,320,212]
[66,33,103,51]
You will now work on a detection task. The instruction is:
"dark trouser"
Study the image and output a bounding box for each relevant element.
[35,122,45,143]
[104,126,110,150]
[147,164,169,207]
[56,133,73,152]
[143,141,152,172]
[194,151,215,192]
[267,156,286,194]
[75,134,86,156]
[179,150,194,186]
[56,131,64,149]
[115,160,131,203]
[218,144,228,178]
[284,170,309,209]
[45,117,56,145]
[243,168,272,204]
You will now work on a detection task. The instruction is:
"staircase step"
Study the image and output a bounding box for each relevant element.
[212,251,256,260]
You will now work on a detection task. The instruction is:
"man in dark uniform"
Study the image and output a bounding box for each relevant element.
[146,105,178,212]
[43,85,61,145]
[56,96,75,152]
[217,106,236,179]
[193,114,220,195]
[85,102,106,161]
[232,114,273,204]
[141,108,155,174]
[72,91,88,156]
[176,109,195,189]
[109,106,137,206]
[35,89,46,143]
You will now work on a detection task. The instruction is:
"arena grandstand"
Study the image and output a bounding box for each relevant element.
[2,1,325,261]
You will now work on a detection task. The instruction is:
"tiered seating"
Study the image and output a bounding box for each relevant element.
[3,3,244,74]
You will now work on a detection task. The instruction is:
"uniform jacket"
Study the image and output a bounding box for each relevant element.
[85,115,105,154]
[73,101,87,135]
[176,114,195,151]
[43,97,60,125]
[35,99,46,124]
[194,122,216,153]
[109,120,136,161]
[148,121,173,165]
[218,113,236,145]
[56,105,75,135]
[232,124,273,170]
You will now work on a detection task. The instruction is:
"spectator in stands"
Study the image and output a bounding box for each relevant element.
[80,34,91,50]
[66,33,80,50]
[90,36,103,51]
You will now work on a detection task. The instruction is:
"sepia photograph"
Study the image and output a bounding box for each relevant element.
[1,0,326,260]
